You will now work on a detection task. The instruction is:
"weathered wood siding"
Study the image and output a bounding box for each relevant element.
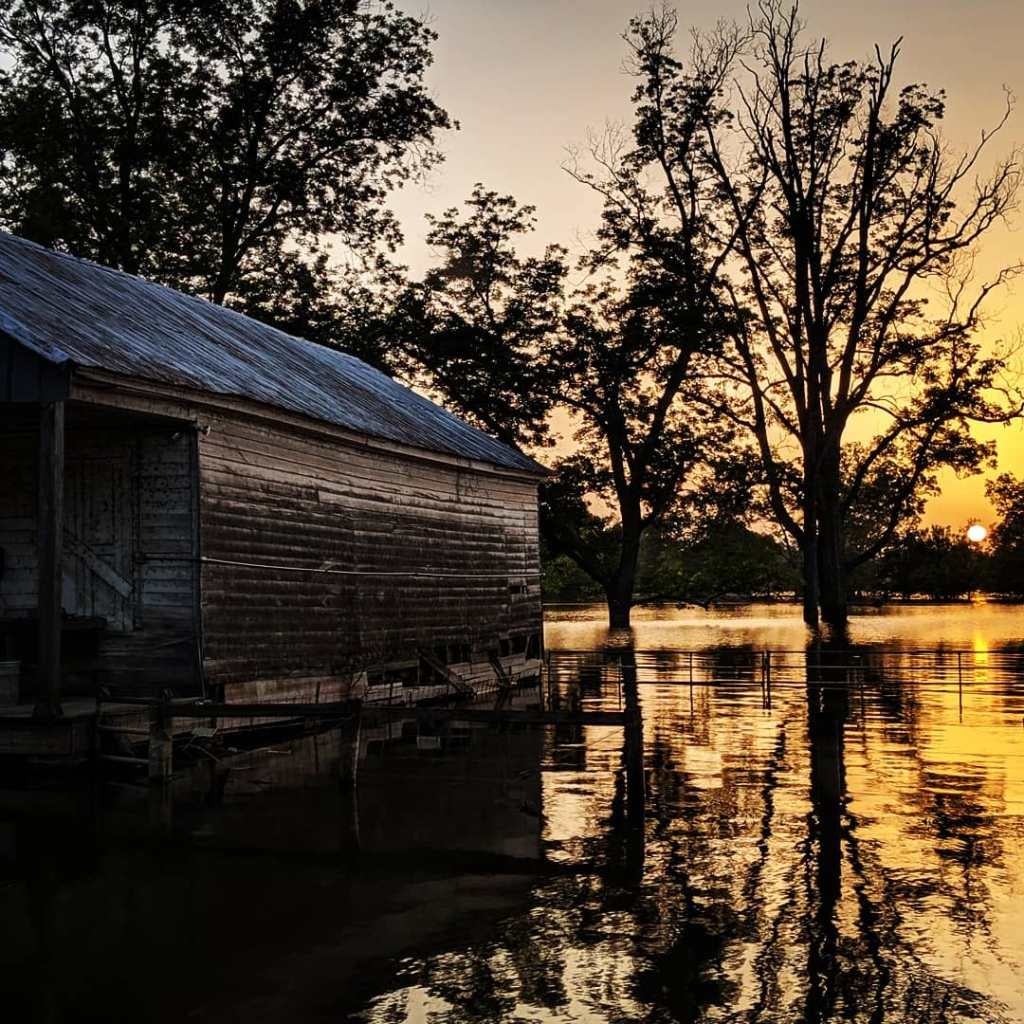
[197,413,542,701]
[135,429,196,629]
[98,426,198,693]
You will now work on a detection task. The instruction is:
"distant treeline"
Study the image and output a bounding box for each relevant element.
[544,488,1024,605]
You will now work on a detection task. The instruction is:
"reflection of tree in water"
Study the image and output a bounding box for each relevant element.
[792,642,1009,1023]
[850,645,1005,943]
[365,640,1017,1024]
[629,847,742,1023]
[620,640,1012,1023]
[415,945,517,1023]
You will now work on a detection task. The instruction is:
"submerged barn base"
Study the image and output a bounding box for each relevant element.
[0,663,544,773]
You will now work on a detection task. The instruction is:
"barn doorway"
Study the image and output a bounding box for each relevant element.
[63,444,136,632]
[0,403,202,699]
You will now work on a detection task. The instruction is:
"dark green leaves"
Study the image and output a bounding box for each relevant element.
[0,0,452,317]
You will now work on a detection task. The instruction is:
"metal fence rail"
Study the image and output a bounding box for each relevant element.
[545,647,1024,712]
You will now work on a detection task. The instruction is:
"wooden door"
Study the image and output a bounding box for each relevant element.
[62,448,135,632]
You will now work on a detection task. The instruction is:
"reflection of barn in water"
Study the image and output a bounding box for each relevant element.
[0,232,545,716]
[143,711,546,861]
[0,711,546,1022]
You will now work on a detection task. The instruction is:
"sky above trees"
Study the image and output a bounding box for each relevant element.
[389,0,1024,529]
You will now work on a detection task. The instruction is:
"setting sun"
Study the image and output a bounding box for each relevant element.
[967,523,989,544]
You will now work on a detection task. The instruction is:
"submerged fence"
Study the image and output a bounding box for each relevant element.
[545,647,1024,712]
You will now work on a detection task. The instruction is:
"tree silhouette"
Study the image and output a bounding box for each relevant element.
[599,4,1022,628]
[0,0,451,349]
[541,273,747,627]
[392,186,566,448]
[986,473,1024,596]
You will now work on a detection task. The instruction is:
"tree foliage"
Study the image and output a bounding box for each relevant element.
[0,0,451,340]
[392,186,566,447]
[864,526,985,601]
[987,473,1024,595]
[540,271,746,626]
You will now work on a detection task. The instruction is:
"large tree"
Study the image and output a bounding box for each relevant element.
[607,4,1022,628]
[402,185,746,628]
[541,273,745,627]
[0,0,450,344]
[392,185,567,448]
[531,22,758,628]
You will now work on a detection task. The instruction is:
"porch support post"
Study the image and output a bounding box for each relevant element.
[34,400,64,719]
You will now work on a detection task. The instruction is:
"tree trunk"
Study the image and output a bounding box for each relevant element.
[818,529,847,628]
[802,538,820,627]
[607,581,634,629]
[817,448,847,629]
[801,486,820,627]
[606,514,642,629]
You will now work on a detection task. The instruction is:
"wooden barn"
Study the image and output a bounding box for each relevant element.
[0,232,546,716]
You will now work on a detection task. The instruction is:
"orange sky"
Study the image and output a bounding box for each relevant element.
[390,0,1024,529]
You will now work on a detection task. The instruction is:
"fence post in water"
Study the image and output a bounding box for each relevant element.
[689,651,694,714]
[619,650,646,831]
[958,651,964,722]
[544,649,552,710]
[624,710,645,831]
[339,701,362,788]
[761,651,773,710]
[148,697,173,784]
[338,701,362,852]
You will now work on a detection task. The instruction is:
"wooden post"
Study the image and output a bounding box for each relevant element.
[34,401,64,719]
[624,711,646,830]
[619,649,646,831]
[338,702,362,852]
[958,651,964,722]
[339,701,362,788]
[148,780,174,834]
[148,700,173,783]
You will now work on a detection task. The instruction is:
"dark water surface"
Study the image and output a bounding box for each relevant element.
[2,603,1024,1022]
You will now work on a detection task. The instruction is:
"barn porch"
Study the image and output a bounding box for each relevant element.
[0,398,201,714]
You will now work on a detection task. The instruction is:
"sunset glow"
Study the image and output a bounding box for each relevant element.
[968,523,989,544]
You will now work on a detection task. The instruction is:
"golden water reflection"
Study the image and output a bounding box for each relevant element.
[361,604,1024,1022]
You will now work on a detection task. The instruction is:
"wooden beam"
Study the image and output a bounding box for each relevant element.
[34,401,64,719]
[150,700,627,727]
[418,649,474,695]
[148,702,173,784]
[64,529,134,599]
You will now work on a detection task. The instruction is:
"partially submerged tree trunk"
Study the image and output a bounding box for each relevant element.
[815,442,848,629]
[605,554,639,629]
[802,531,820,628]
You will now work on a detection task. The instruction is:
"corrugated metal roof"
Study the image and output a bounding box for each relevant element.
[0,231,546,475]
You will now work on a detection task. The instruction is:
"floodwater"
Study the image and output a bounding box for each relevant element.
[544,598,1024,651]
[2,602,1023,1023]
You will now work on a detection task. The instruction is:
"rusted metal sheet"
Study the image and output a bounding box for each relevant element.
[199,413,543,697]
[0,231,545,474]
